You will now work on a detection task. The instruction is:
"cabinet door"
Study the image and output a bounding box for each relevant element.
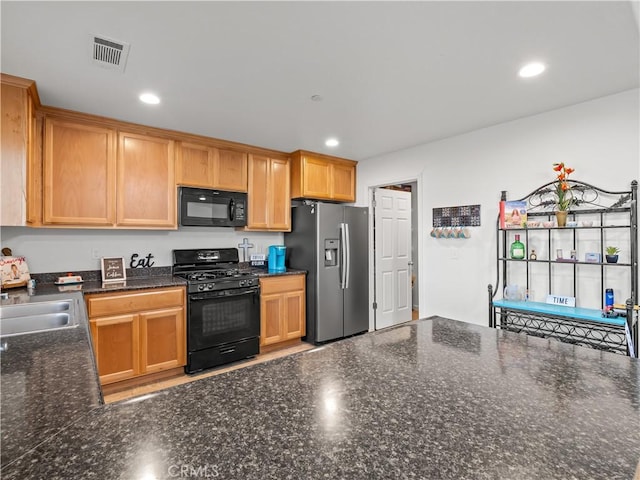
[268,158,291,231]
[260,275,305,346]
[331,162,355,202]
[0,82,29,225]
[176,142,214,188]
[43,118,116,225]
[215,149,247,192]
[283,290,305,340]
[139,307,186,374]
[90,314,140,385]
[302,156,331,200]
[117,132,176,228]
[260,293,284,346]
[247,154,270,229]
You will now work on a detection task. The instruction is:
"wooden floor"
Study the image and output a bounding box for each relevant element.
[103,342,315,404]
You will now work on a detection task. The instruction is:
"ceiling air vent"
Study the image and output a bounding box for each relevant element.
[90,34,130,72]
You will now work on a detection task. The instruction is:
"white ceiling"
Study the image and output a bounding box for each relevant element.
[2,1,638,161]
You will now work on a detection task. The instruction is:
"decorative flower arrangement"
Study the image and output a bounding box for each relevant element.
[552,162,575,211]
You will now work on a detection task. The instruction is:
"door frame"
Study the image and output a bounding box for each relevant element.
[368,174,422,332]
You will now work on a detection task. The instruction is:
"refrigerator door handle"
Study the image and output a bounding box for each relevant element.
[345,222,350,289]
[340,222,347,289]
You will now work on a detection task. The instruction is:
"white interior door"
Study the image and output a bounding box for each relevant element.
[374,187,412,329]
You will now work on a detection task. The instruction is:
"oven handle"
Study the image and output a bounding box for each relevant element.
[189,288,259,301]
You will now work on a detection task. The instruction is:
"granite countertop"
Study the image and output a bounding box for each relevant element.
[26,266,303,295]
[248,267,306,277]
[0,291,102,469]
[30,267,187,295]
[2,317,638,479]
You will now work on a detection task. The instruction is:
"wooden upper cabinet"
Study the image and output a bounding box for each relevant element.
[1,74,39,226]
[43,117,116,225]
[246,154,290,231]
[176,142,213,188]
[176,142,247,192]
[290,150,356,202]
[41,119,176,228]
[117,132,176,228]
[269,158,291,230]
[300,156,331,199]
[247,154,269,229]
[215,149,247,192]
[331,162,356,202]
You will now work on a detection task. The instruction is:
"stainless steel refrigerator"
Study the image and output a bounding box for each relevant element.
[284,202,369,344]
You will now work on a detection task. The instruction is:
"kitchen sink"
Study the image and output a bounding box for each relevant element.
[0,299,79,336]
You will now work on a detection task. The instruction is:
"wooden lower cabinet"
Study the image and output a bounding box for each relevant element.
[89,314,139,385]
[86,287,186,385]
[139,307,185,374]
[259,274,305,347]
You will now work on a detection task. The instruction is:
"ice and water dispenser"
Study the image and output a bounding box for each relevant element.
[324,239,340,267]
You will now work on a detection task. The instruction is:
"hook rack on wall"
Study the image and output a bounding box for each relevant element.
[430,227,471,239]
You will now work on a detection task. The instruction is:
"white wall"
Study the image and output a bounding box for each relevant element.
[357,88,640,327]
[0,227,283,273]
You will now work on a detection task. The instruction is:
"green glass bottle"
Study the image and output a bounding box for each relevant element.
[510,234,525,260]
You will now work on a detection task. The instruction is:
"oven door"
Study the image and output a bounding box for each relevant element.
[187,286,260,351]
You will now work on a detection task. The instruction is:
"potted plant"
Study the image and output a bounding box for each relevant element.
[605,246,620,263]
[552,162,575,227]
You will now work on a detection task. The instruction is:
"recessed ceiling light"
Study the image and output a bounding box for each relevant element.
[518,62,546,78]
[139,92,160,104]
[325,138,339,147]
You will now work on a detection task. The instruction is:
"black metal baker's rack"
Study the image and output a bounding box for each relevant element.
[489,179,638,357]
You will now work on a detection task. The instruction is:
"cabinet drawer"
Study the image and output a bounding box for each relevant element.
[86,287,185,317]
[259,274,304,295]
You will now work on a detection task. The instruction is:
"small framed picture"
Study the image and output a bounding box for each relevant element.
[101,257,127,283]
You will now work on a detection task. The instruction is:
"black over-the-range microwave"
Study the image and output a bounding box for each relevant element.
[179,187,247,227]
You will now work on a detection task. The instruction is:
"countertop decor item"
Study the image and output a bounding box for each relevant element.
[100,257,126,283]
[0,256,31,289]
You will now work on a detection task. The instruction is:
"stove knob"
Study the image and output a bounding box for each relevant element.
[239,280,246,287]
[198,284,205,291]
[208,283,214,290]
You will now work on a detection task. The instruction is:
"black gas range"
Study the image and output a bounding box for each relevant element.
[173,248,260,373]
